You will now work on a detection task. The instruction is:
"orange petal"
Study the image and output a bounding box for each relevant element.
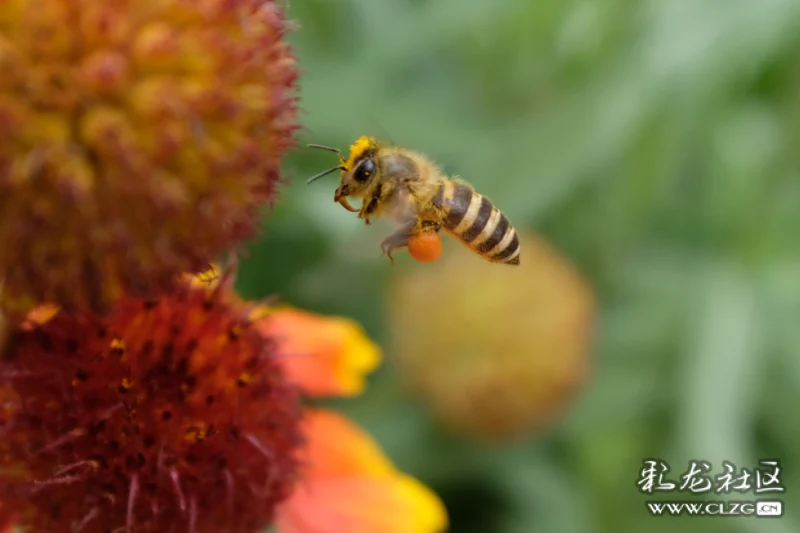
[276,410,447,533]
[258,309,381,398]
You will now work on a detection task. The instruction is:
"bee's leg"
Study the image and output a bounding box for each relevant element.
[356,208,371,225]
[358,196,379,226]
[380,232,409,266]
[379,220,442,265]
[379,219,418,265]
[418,220,442,233]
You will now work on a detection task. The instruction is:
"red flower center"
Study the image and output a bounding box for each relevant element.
[0,283,302,533]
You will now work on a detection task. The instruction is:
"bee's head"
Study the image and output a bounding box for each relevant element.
[306,136,379,212]
[337,136,379,197]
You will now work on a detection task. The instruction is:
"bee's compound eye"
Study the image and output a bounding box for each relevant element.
[354,158,375,182]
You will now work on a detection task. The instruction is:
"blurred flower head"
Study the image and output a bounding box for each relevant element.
[0,273,447,533]
[388,232,595,442]
[0,0,298,317]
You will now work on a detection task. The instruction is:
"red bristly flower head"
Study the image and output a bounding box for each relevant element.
[0,272,302,533]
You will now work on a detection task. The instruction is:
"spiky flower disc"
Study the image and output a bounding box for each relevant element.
[0,275,302,532]
[0,0,298,316]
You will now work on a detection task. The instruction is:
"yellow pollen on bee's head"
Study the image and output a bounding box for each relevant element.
[343,136,376,170]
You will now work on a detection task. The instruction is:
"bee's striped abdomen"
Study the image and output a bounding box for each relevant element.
[435,180,520,265]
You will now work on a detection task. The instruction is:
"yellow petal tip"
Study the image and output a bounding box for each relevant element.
[395,475,449,533]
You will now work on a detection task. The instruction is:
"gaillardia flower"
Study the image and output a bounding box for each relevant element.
[0,274,447,533]
[0,0,298,316]
[0,271,302,532]
[388,232,595,442]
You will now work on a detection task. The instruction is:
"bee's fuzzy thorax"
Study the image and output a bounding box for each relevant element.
[343,136,377,170]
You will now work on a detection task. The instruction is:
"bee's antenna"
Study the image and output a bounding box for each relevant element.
[306,166,344,185]
[307,144,343,157]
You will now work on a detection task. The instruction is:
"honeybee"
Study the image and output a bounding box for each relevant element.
[306,136,520,266]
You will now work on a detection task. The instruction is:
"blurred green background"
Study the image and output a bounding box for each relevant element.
[238,1,800,532]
